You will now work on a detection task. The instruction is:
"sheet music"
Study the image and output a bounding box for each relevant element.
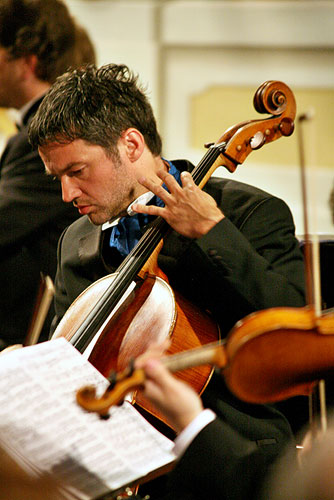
[0,338,175,499]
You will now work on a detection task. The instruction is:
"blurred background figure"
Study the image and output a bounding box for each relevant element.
[0,0,96,350]
[71,23,96,69]
[266,419,334,500]
[0,445,60,500]
[329,180,334,226]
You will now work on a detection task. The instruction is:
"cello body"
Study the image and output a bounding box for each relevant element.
[53,271,219,424]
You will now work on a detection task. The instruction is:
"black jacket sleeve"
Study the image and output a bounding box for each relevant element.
[162,417,293,500]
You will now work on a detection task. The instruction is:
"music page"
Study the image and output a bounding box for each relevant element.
[0,338,175,499]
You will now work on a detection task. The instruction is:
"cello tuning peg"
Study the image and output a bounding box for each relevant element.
[278,117,295,136]
[249,131,266,150]
[204,142,215,148]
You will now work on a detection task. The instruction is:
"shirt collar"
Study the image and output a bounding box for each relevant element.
[102,158,179,231]
[101,191,155,231]
[17,92,48,126]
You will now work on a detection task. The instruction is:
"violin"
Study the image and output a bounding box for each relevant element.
[76,340,227,417]
[224,114,334,439]
[54,80,296,424]
[76,305,334,417]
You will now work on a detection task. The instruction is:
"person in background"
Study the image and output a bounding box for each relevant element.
[71,23,97,70]
[0,445,60,500]
[28,63,305,499]
[265,413,334,500]
[329,180,334,225]
[0,0,96,349]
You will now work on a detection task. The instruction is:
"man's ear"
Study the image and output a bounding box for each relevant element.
[22,54,38,79]
[121,128,145,162]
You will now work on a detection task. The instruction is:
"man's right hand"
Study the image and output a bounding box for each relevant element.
[136,345,204,434]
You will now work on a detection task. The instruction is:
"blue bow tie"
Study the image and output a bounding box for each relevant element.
[109,160,181,258]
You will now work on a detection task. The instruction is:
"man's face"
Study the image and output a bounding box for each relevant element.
[39,138,143,225]
[0,47,25,109]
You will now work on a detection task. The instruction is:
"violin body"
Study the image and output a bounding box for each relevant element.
[224,306,334,404]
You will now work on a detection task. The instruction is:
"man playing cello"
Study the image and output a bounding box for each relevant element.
[29,63,305,499]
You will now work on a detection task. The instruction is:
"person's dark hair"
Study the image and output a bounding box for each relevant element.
[0,0,81,83]
[71,24,96,69]
[28,63,162,157]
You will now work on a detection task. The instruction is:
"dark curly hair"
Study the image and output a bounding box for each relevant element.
[0,0,93,83]
[29,63,162,157]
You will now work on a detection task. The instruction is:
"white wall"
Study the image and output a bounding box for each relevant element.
[66,1,160,107]
[65,0,334,235]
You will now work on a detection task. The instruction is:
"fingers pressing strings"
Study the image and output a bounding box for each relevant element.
[132,170,224,239]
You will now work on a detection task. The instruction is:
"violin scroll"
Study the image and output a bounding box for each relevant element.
[76,367,147,418]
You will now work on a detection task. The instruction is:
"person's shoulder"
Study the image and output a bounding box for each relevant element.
[170,158,195,173]
[11,96,46,152]
[170,158,289,217]
[171,158,277,202]
[62,215,95,239]
[207,176,274,206]
[206,177,291,226]
[209,177,274,199]
[59,216,103,267]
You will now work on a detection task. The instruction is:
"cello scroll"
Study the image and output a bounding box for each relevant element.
[207,80,296,179]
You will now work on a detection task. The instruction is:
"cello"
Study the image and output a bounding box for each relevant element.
[53,80,297,425]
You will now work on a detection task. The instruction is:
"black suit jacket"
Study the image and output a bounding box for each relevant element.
[51,160,305,499]
[0,98,80,345]
[52,160,305,332]
[161,416,293,500]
